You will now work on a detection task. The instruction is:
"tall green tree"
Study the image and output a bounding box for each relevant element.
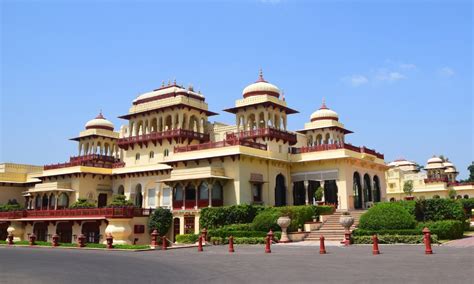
[468,162,474,182]
[403,180,414,197]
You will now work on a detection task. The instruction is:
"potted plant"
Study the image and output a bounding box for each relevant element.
[339,211,354,231]
[403,180,415,200]
[315,186,324,205]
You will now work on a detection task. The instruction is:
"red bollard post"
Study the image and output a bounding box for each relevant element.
[201,228,208,242]
[228,236,235,253]
[162,236,167,251]
[198,235,203,252]
[422,227,433,255]
[77,234,86,248]
[267,230,274,243]
[106,234,113,249]
[319,235,327,254]
[7,233,14,245]
[150,229,159,249]
[265,236,271,253]
[29,234,36,246]
[344,230,352,246]
[372,234,380,255]
[52,234,59,247]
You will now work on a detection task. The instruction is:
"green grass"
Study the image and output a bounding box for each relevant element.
[0,240,149,250]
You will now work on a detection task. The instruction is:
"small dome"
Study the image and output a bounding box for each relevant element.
[310,99,339,122]
[445,167,457,173]
[443,162,455,168]
[85,112,114,131]
[242,70,281,98]
[427,156,443,164]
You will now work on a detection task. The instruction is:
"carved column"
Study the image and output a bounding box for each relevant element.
[304,180,309,205]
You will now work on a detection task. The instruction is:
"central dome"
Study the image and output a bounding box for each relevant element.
[310,100,339,122]
[242,70,281,98]
[85,112,114,131]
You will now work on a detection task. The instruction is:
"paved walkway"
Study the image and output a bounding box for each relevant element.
[1,244,473,283]
[443,235,474,248]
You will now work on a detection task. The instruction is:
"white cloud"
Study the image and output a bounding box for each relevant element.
[375,70,405,83]
[438,67,455,77]
[342,75,369,87]
[399,63,417,70]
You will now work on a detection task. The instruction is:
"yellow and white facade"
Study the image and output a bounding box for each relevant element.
[386,157,474,200]
[0,71,387,244]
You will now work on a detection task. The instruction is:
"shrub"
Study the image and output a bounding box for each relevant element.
[417,220,464,240]
[175,234,199,244]
[207,229,268,239]
[359,202,416,230]
[433,195,440,199]
[448,189,457,199]
[220,223,252,231]
[315,187,324,201]
[352,234,438,244]
[107,195,135,208]
[199,205,264,229]
[459,198,474,217]
[279,205,315,232]
[314,205,335,216]
[148,207,172,236]
[69,198,96,209]
[395,200,416,216]
[352,229,422,236]
[415,199,465,222]
[251,209,282,232]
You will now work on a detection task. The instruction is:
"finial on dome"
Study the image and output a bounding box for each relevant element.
[173,79,177,85]
[257,68,266,82]
[281,90,285,101]
[320,98,328,109]
[161,81,165,87]
[95,110,105,119]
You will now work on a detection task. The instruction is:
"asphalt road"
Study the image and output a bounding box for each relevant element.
[0,244,472,284]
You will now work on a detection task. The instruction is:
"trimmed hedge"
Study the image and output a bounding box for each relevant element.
[352,229,422,236]
[417,220,464,240]
[251,209,282,232]
[314,205,335,216]
[414,199,465,222]
[175,234,199,244]
[359,202,416,230]
[199,205,265,229]
[208,229,268,239]
[352,234,439,244]
[459,198,474,217]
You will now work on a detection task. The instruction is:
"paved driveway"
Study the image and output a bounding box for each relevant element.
[0,244,472,283]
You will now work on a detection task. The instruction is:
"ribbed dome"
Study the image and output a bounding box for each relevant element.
[425,156,445,170]
[242,70,281,98]
[310,100,339,122]
[427,156,443,164]
[85,112,114,131]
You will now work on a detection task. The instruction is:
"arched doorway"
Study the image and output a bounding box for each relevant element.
[135,184,143,208]
[117,185,125,195]
[42,194,48,209]
[185,184,196,209]
[98,193,107,208]
[308,180,320,204]
[0,222,8,241]
[363,174,372,205]
[293,181,305,205]
[353,172,362,209]
[33,222,48,242]
[56,222,72,243]
[373,175,381,202]
[173,218,180,242]
[82,222,100,243]
[324,180,338,207]
[275,174,286,207]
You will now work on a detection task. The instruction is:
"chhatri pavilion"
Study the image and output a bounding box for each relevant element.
[0,71,387,244]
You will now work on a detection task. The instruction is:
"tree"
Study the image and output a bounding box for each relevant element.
[315,187,324,201]
[69,198,96,209]
[403,180,414,197]
[148,207,172,236]
[468,162,474,182]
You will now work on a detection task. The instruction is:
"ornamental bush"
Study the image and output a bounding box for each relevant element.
[107,195,135,208]
[69,198,96,209]
[417,220,464,240]
[459,198,474,217]
[175,234,199,244]
[415,199,465,222]
[279,205,315,232]
[314,205,335,216]
[359,202,416,230]
[352,229,422,236]
[199,205,265,229]
[251,209,282,232]
[148,207,172,236]
[352,234,438,244]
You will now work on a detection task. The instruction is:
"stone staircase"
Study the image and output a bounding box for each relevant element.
[304,210,366,242]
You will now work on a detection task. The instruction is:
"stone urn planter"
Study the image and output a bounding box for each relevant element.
[339,212,354,231]
[277,216,292,243]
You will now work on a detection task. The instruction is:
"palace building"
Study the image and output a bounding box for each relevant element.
[386,156,474,200]
[0,71,387,245]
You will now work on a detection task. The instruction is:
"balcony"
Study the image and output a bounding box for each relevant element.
[226,127,298,145]
[44,154,124,170]
[174,139,267,153]
[172,199,223,210]
[117,129,210,150]
[424,177,449,184]
[291,143,384,159]
[0,207,154,220]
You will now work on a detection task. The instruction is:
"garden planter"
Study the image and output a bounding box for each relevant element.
[339,214,354,231]
[405,196,415,200]
[277,216,292,243]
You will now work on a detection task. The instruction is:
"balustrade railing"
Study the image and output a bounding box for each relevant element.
[44,154,123,170]
[117,129,210,148]
[290,143,384,159]
[226,127,297,145]
[0,207,153,219]
[174,139,267,153]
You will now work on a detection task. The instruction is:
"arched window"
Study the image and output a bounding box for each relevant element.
[363,174,372,203]
[57,193,69,209]
[149,151,154,159]
[135,153,140,160]
[372,175,381,202]
[199,182,209,200]
[275,174,286,206]
[117,185,125,195]
[174,184,184,201]
[212,182,223,201]
[35,195,42,209]
[325,133,330,144]
[164,149,169,157]
[42,194,49,209]
[135,184,143,208]
[316,134,322,145]
[353,172,362,209]
[49,194,56,210]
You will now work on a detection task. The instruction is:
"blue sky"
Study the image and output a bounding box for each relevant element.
[1,0,472,178]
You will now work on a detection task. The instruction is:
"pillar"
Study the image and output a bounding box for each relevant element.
[208,183,212,207]
[304,180,309,205]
